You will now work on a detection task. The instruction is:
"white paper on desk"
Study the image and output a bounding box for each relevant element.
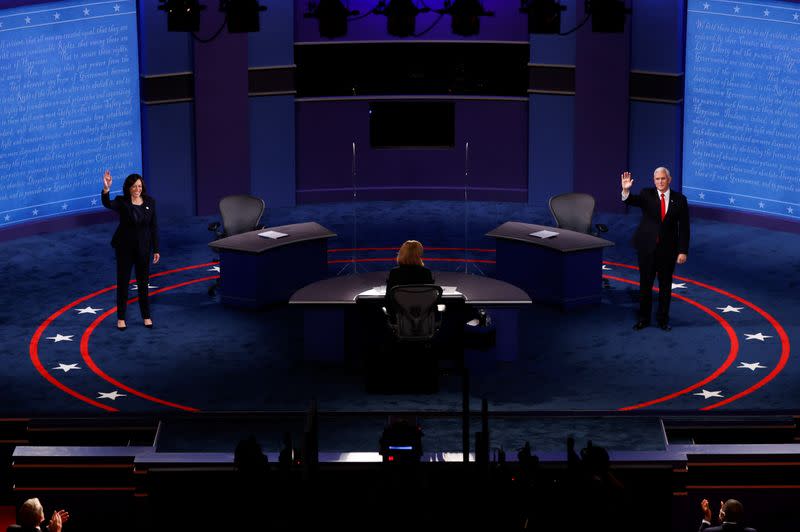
[356,286,387,299]
[529,229,559,239]
[441,286,462,296]
[258,230,288,239]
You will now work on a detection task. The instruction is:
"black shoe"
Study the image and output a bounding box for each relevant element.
[144,321,153,329]
[633,321,650,331]
[658,322,672,331]
[117,325,127,331]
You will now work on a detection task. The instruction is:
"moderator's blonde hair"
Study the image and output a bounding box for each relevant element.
[19,498,44,528]
[397,240,424,266]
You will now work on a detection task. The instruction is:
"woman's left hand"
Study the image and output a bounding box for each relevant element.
[153,253,160,264]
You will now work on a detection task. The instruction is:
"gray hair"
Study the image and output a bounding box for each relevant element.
[653,167,672,178]
[19,498,44,528]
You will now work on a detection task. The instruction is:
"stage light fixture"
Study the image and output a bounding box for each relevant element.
[436,0,494,37]
[221,0,267,33]
[304,0,359,39]
[158,0,206,32]
[585,0,630,33]
[375,0,430,37]
[520,0,566,35]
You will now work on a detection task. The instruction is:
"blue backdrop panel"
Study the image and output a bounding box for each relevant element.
[629,101,683,191]
[528,94,575,208]
[683,0,800,220]
[142,102,195,217]
[0,0,142,228]
[250,95,295,208]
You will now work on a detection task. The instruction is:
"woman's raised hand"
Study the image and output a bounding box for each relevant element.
[102,170,112,192]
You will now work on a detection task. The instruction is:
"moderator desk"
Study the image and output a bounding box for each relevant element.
[289,271,531,364]
[209,221,336,308]
[486,221,614,309]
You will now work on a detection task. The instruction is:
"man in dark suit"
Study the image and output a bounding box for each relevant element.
[621,167,690,331]
[698,498,757,532]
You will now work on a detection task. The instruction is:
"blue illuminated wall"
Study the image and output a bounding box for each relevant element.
[683,0,800,221]
[0,0,142,228]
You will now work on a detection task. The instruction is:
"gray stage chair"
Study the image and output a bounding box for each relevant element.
[548,192,608,236]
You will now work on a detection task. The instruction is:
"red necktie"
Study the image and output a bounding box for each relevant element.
[660,193,666,221]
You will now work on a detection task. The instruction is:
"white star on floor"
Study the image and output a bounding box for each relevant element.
[83,8,90,16]
[763,8,770,16]
[3,215,9,222]
[729,197,736,204]
[698,192,705,199]
[716,305,743,313]
[671,282,687,290]
[694,389,723,399]
[789,207,795,214]
[25,16,31,24]
[601,264,612,271]
[703,2,710,9]
[734,5,740,13]
[209,266,221,272]
[738,362,766,371]
[61,203,68,210]
[91,198,98,205]
[114,4,121,12]
[75,306,103,315]
[98,391,126,400]
[53,12,60,20]
[46,334,74,342]
[794,13,799,21]
[32,209,39,215]
[744,332,772,341]
[52,363,81,373]
[758,202,765,209]
[129,284,157,291]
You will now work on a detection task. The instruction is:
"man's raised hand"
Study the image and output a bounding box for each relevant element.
[621,171,634,191]
[102,170,112,192]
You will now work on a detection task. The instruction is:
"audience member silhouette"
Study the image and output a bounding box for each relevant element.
[13,498,69,532]
[564,438,630,531]
[699,498,757,532]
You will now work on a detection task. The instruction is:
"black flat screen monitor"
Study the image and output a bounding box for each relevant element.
[369,102,455,149]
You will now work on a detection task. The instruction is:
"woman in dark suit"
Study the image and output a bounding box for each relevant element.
[102,170,160,330]
[385,240,434,311]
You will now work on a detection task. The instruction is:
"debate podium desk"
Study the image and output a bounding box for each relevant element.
[486,221,614,309]
[289,271,531,364]
[209,222,336,308]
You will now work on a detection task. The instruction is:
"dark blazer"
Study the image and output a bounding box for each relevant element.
[624,187,689,256]
[102,191,159,255]
[386,264,434,293]
[385,264,434,309]
[699,522,756,532]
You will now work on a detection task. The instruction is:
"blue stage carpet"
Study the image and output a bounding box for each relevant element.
[2,200,798,428]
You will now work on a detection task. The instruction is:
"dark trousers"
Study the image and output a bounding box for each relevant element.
[115,247,151,320]
[637,245,676,324]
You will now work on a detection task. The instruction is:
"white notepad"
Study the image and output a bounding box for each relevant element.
[441,286,462,296]
[258,230,288,239]
[530,229,559,239]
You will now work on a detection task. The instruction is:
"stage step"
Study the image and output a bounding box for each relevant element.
[663,416,797,445]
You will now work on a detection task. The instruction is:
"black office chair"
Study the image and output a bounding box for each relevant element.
[208,194,266,296]
[369,285,443,393]
[548,192,608,236]
[385,284,444,342]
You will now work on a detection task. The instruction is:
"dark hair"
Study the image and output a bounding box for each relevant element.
[122,173,146,201]
[722,499,744,523]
